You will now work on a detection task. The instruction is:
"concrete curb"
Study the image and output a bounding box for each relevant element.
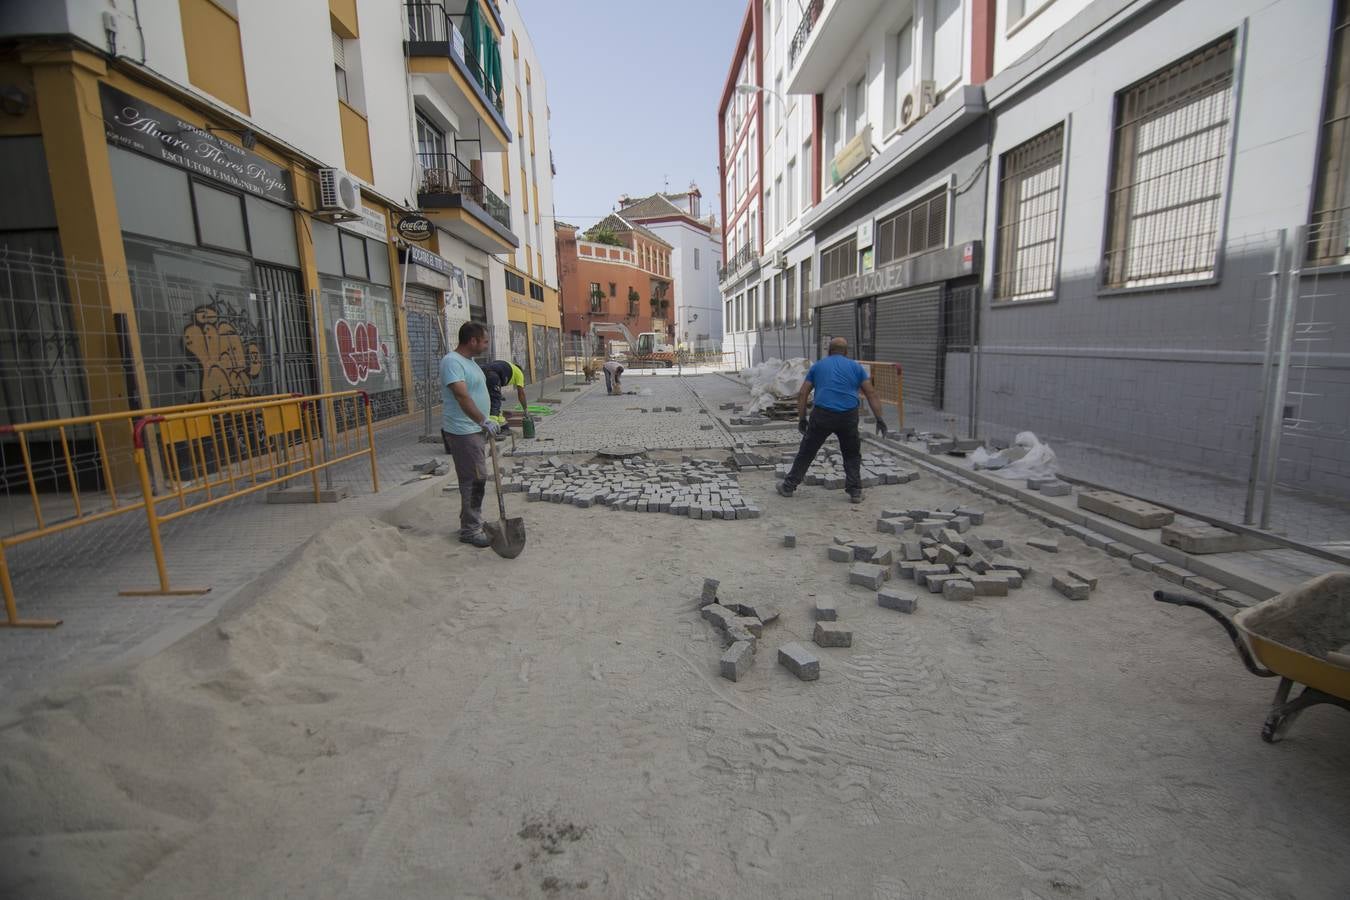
[861,436,1334,603]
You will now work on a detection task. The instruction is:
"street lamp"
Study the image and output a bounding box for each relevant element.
[735,82,788,115]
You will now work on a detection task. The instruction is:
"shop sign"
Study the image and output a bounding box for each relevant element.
[396,214,433,242]
[815,242,983,306]
[829,124,871,187]
[856,219,873,249]
[401,244,450,275]
[342,281,366,319]
[444,265,468,312]
[338,205,389,243]
[100,83,294,205]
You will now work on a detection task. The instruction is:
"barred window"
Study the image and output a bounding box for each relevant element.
[995,123,1064,300]
[1104,35,1235,287]
[875,189,947,267]
[1310,2,1350,264]
[820,235,857,285]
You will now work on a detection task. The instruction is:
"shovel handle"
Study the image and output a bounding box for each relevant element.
[486,428,508,525]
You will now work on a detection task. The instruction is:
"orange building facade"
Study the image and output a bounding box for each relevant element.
[557,215,675,350]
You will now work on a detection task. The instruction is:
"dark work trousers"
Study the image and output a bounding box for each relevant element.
[442,430,488,538]
[782,406,862,494]
[484,371,505,417]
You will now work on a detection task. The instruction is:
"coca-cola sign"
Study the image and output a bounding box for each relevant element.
[100,84,294,205]
[396,214,433,242]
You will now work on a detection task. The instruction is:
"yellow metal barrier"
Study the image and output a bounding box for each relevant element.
[120,390,378,597]
[855,360,905,428]
[0,394,292,628]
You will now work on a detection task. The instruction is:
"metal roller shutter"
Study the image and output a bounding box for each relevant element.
[874,287,941,406]
[816,302,856,360]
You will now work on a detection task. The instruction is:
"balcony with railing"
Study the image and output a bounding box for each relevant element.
[717,244,760,284]
[788,0,823,69]
[418,151,517,251]
[404,1,511,146]
[787,0,889,94]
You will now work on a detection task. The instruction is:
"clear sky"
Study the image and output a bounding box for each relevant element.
[513,0,746,232]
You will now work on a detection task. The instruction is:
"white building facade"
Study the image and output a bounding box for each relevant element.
[616,187,725,347]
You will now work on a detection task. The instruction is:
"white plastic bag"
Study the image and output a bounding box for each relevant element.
[971,431,1058,480]
[741,357,809,413]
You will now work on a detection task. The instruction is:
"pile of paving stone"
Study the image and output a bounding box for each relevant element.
[696,578,791,682]
[821,507,1037,603]
[501,455,760,520]
[773,450,919,489]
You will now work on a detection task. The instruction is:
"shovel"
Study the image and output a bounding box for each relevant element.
[484,429,526,558]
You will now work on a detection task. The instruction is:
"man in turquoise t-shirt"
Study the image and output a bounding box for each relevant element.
[441,321,499,547]
[777,337,889,504]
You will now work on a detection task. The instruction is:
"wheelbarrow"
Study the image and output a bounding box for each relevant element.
[1155,572,1350,742]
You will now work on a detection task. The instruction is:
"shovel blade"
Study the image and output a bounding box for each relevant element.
[484,518,527,559]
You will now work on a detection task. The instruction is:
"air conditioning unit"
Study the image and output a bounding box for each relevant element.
[899,81,936,132]
[773,250,788,269]
[317,168,362,221]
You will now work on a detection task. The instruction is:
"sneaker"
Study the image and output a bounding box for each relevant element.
[460,531,492,548]
[776,481,795,498]
[847,490,864,504]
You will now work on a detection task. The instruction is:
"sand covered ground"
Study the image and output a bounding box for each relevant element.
[2,456,1348,899]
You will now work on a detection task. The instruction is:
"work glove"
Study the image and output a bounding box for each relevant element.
[481,419,501,435]
[876,420,889,437]
[798,416,809,436]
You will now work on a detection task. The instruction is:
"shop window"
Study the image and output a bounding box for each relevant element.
[245,195,298,267]
[192,181,249,254]
[340,232,368,279]
[108,146,194,244]
[367,239,391,286]
[313,220,343,275]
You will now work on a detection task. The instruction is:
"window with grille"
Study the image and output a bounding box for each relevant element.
[785,265,796,325]
[820,235,857,285]
[588,282,602,313]
[995,123,1065,300]
[875,189,947,267]
[1311,2,1350,264]
[1103,35,1235,287]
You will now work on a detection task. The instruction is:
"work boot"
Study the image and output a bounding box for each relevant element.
[460,531,492,548]
[776,481,795,498]
[847,490,864,504]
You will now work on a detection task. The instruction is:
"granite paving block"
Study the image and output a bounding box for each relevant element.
[1066,568,1099,590]
[1052,574,1092,601]
[783,532,796,548]
[827,545,853,562]
[720,641,754,681]
[813,622,853,648]
[778,642,820,681]
[848,562,888,589]
[1027,537,1059,553]
[814,598,838,621]
[970,575,1010,596]
[877,587,918,613]
[1153,562,1195,585]
[1130,552,1166,572]
[943,580,976,601]
[700,578,719,606]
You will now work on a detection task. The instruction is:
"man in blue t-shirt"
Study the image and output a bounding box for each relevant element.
[777,337,889,504]
[441,321,500,547]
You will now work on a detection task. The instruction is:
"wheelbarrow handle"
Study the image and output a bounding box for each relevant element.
[1153,590,1275,678]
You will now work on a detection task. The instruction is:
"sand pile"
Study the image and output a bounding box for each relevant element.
[0,516,432,899]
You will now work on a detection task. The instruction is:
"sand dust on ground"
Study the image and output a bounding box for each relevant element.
[2,453,1349,899]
